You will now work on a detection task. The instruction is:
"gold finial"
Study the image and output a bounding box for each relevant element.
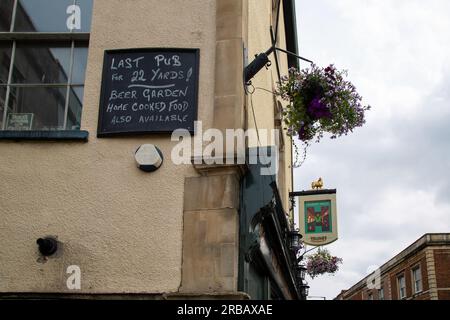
[311,177,323,190]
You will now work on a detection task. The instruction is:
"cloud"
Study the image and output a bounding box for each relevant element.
[294,0,450,299]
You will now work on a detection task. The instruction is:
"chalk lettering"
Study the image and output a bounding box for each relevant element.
[98,49,198,135]
[151,68,160,81]
[112,73,123,81]
[151,69,185,81]
[111,56,144,70]
[106,103,128,112]
[142,87,188,101]
[154,54,182,67]
[138,114,188,123]
[131,102,166,113]
[131,70,146,82]
[169,100,189,112]
[109,90,138,101]
[111,115,132,125]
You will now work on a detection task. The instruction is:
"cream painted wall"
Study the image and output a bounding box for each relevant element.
[0,0,216,293]
[247,0,293,218]
[0,0,296,294]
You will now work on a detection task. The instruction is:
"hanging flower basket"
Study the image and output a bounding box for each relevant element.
[306,248,343,279]
[277,64,371,144]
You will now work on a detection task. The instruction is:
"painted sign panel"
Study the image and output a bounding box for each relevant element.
[97,48,200,137]
[305,200,332,234]
[6,113,34,130]
[297,190,338,246]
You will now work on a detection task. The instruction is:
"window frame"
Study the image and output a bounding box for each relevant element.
[411,265,423,294]
[397,274,406,300]
[0,0,90,140]
[378,287,384,300]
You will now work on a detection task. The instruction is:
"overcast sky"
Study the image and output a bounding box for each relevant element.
[293,0,450,299]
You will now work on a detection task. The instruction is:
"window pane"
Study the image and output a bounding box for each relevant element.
[76,0,93,32]
[72,44,88,84]
[0,41,9,127]
[13,42,71,84]
[0,43,12,84]
[15,0,93,32]
[0,85,6,103]
[15,0,73,32]
[398,276,405,298]
[66,86,83,130]
[414,268,421,280]
[0,85,6,128]
[413,268,422,292]
[6,86,67,130]
[0,0,14,31]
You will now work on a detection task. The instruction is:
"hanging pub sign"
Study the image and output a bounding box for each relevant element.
[293,187,338,246]
[97,48,200,137]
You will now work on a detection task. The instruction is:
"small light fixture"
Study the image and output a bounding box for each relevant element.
[244,46,314,84]
[297,265,307,281]
[295,265,307,284]
[36,237,58,256]
[244,48,273,83]
[289,230,302,250]
[300,284,310,297]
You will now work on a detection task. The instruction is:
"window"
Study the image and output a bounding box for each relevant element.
[378,287,384,300]
[412,266,423,294]
[271,0,281,44]
[0,0,92,131]
[397,274,406,299]
[368,293,373,300]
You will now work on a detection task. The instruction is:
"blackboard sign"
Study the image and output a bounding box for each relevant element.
[97,48,200,137]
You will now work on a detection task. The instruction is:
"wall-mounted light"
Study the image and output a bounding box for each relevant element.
[297,264,307,281]
[244,45,313,84]
[289,230,302,250]
[244,47,274,84]
[300,284,310,297]
[36,237,58,256]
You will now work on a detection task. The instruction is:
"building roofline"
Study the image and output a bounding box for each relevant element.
[338,233,450,298]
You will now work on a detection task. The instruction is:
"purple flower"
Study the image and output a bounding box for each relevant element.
[298,125,308,141]
[307,97,332,119]
[276,64,371,145]
[325,64,335,74]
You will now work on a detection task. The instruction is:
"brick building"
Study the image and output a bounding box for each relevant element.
[335,233,450,300]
